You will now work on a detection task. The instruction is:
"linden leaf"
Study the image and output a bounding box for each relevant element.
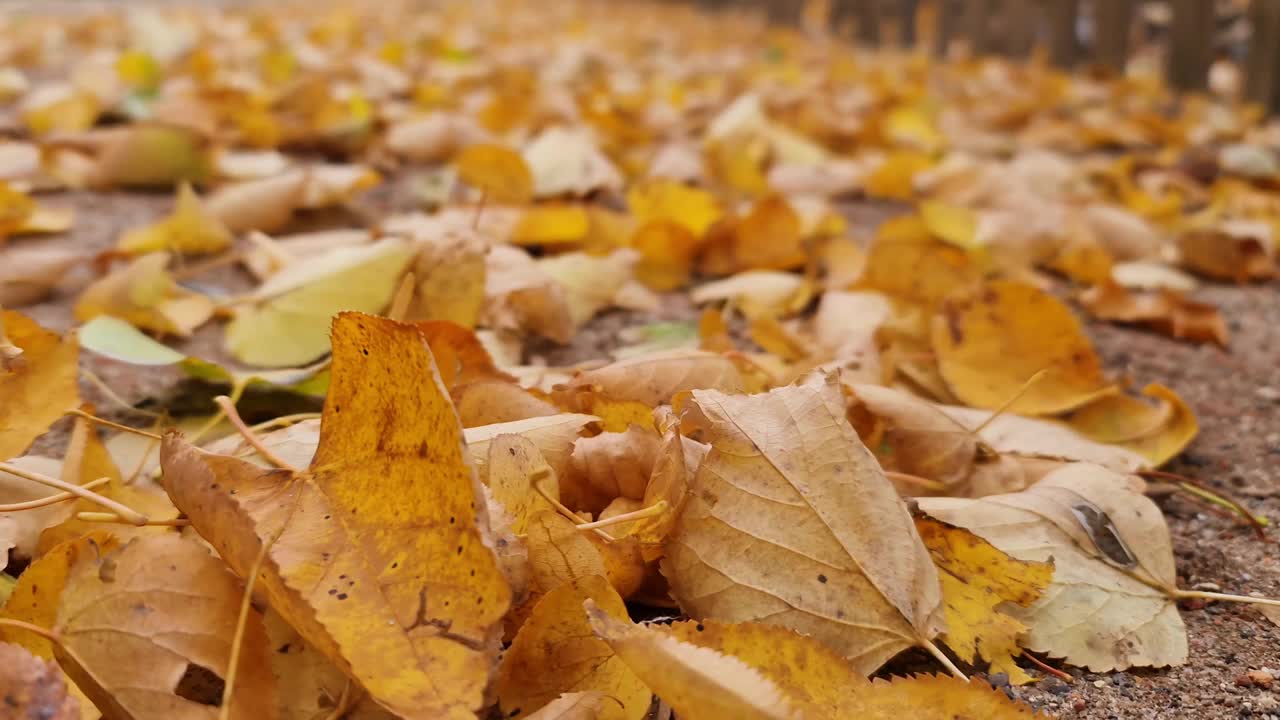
[914,517,1053,684]
[919,464,1188,671]
[840,674,1046,718]
[627,180,723,237]
[0,311,79,461]
[496,576,649,720]
[74,253,215,337]
[160,313,511,719]
[931,281,1116,415]
[522,128,623,199]
[663,372,944,674]
[54,535,277,720]
[586,603,799,720]
[0,246,81,307]
[92,123,212,189]
[567,350,743,407]
[1079,280,1228,346]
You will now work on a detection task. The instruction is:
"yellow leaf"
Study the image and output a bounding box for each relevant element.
[93,123,212,188]
[496,576,649,720]
[0,533,120,659]
[406,231,487,328]
[919,201,980,252]
[416,320,514,389]
[627,180,723,237]
[512,205,592,246]
[525,510,608,594]
[160,313,512,718]
[1113,384,1198,467]
[857,217,980,305]
[54,536,277,720]
[205,171,309,234]
[734,195,805,271]
[0,311,79,461]
[914,517,1053,684]
[630,220,699,290]
[524,692,609,720]
[931,281,1116,415]
[663,372,944,674]
[840,674,1046,718]
[20,85,99,136]
[0,182,36,237]
[116,182,233,255]
[863,150,933,201]
[226,238,414,366]
[568,350,743,407]
[884,105,945,152]
[586,604,799,720]
[115,49,161,90]
[1063,386,1177,444]
[456,143,535,204]
[487,435,559,536]
[454,380,561,427]
[75,253,215,337]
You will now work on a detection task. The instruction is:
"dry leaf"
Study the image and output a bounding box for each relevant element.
[92,123,212,188]
[205,171,308,234]
[0,643,80,720]
[454,380,561,427]
[466,414,600,488]
[404,230,487,328]
[663,372,944,674]
[484,245,576,343]
[160,313,511,718]
[627,180,722,237]
[1079,281,1228,346]
[74,253,215,337]
[932,281,1116,415]
[0,311,79,461]
[523,127,623,199]
[116,182,233,256]
[586,603,799,720]
[456,143,534,204]
[496,576,649,720]
[55,535,276,719]
[567,426,660,513]
[0,246,81,307]
[936,404,1148,473]
[914,517,1053,684]
[839,674,1045,718]
[523,692,609,720]
[568,350,743,407]
[1177,227,1275,282]
[918,464,1188,671]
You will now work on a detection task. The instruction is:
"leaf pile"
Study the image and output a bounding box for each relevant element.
[2,0,1280,718]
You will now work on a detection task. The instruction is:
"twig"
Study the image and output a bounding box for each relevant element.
[1021,651,1073,683]
[0,477,110,512]
[78,368,164,419]
[0,462,148,525]
[920,637,969,681]
[884,470,949,493]
[576,501,668,531]
[970,368,1049,435]
[1141,469,1270,540]
[1173,589,1280,609]
[75,512,188,527]
[66,409,162,440]
[213,395,299,472]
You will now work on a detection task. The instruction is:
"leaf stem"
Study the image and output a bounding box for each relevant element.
[1140,469,1270,539]
[65,409,162,440]
[188,381,247,445]
[75,512,188,527]
[0,462,148,525]
[0,477,110,512]
[970,368,1049,435]
[213,394,299,472]
[248,412,322,434]
[919,637,968,681]
[884,471,949,494]
[1021,651,1073,683]
[576,501,668,531]
[1174,589,1280,608]
[532,475,614,541]
[0,618,63,644]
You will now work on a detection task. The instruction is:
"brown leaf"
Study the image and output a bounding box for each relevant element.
[568,350,743,407]
[1079,280,1228,346]
[663,372,943,674]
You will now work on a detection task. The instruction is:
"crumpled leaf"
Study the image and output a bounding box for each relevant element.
[484,245,575,343]
[466,414,600,488]
[1177,226,1276,282]
[918,464,1189,671]
[403,230,487,328]
[55,535,276,720]
[663,372,944,674]
[1079,280,1228,346]
[586,603,798,720]
[160,313,511,718]
[523,127,623,199]
[566,426,659,513]
[568,350,743,407]
[74,253,215,337]
[0,642,80,720]
[496,576,649,720]
[0,311,79,461]
[226,238,414,367]
[0,246,81,307]
[932,281,1116,415]
[454,380,561,427]
[116,182,233,256]
[914,517,1053,684]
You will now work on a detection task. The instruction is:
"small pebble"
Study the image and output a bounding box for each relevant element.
[1250,670,1276,689]
[1195,582,1223,592]
[1111,672,1133,687]
[1093,679,1107,688]
[987,672,1010,689]
[1256,387,1280,401]
[1072,697,1088,711]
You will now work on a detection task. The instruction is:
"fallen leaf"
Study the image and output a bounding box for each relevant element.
[586,603,798,720]
[486,435,558,536]
[1079,280,1228,346]
[524,510,609,595]
[523,127,623,199]
[0,642,80,720]
[0,311,79,461]
[932,281,1116,415]
[1177,227,1275,282]
[523,692,608,720]
[225,238,415,366]
[454,380,561,427]
[74,253,215,337]
[936,404,1148,473]
[838,674,1045,718]
[511,205,592,247]
[204,171,309,234]
[918,463,1189,671]
[569,350,743,407]
[690,271,809,320]
[0,246,82,307]
[630,220,700,290]
[466,414,600,487]
[857,218,980,305]
[914,517,1053,684]
[1110,384,1198,467]
[92,123,212,188]
[417,320,514,389]
[539,249,638,328]
[484,245,575,343]
[496,576,649,720]
[663,372,944,674]
[456,143,534,204]
[160,313,512,718]
[55,535,277,719]
[733,195,806,271]
[116,182,233,256]
[567,426,661,513]
[627,180,722,237]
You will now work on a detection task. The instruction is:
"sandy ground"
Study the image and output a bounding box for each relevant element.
[10,186,1280,719]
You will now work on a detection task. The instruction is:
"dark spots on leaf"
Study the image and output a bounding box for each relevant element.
[337,593,348,600]
[469,569,475,577]
[476,596,483,604]
[449,516,455,525]
[339,574,347,580]
[329,589,337,595]
[509,709,521,717]
[391,562,399,569]
[334,404,341,414]
[361,348,369,356]
[817,574,828,584]
[508,447,517,456]
[456,545,464,555]
[695,623,705,632]
[210,483,219,490]
[277,643,292,654]
[418,441,430,457]
[836,609,846,619]
[323,514,330,520]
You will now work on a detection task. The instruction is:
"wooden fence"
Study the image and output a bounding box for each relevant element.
[698,0,1280,113]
